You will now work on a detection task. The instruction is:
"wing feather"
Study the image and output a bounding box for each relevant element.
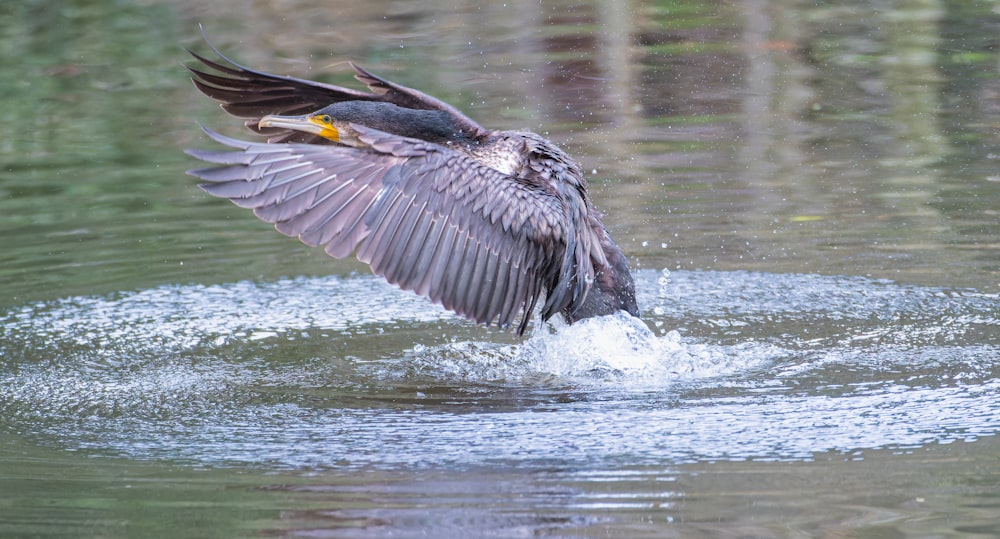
[375,199,427,283]
[476,248,503,323]
[284,184,369,244]
[356,190,406,268]
[497,260,524,328]
[492,250,520,325]
[412,218,452,297]
[186,126,571,334]
[187,34,485,140]
[438,229,473,315]
[251,171,338,223]
[463,243,491,322]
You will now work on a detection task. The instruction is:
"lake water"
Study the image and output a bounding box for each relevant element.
[1,1,998,537]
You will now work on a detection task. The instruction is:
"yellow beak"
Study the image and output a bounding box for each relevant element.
[258,113,339,141]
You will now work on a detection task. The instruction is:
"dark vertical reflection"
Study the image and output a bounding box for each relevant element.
[934,0,1000,276]
[724,0,958,283]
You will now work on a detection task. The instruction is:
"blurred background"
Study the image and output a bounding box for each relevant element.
[1,0,997,302]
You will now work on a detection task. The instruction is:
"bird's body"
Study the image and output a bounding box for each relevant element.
[186,37,638,335]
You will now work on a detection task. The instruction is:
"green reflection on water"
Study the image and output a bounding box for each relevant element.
[0,441,280,538]
[3,0,999,306]
[1,1,197,304]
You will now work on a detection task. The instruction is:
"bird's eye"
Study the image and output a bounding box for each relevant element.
[320,115,332,124]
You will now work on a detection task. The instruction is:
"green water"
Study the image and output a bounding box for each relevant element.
[2,1,998,537]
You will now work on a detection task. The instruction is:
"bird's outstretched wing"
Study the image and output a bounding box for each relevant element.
[186,126,573,334]
[186,33,485,144]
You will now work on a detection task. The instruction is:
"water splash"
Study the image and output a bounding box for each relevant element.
[1,269,997,469]
[392,311,785,386]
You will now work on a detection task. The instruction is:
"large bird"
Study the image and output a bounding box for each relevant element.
[185,36,639,335]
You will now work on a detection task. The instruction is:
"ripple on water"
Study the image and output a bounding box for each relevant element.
[0,270,997,469]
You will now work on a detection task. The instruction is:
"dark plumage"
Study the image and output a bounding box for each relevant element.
[185,35,638,335]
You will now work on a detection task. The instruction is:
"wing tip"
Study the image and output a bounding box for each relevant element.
[195,24,238,68]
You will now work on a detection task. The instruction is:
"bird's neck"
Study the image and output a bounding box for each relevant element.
[334,102,479,146]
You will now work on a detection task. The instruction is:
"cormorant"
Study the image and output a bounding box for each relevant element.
[185,36,639,335]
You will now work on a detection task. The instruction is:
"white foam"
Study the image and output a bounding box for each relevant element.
[391,312,786,387]
[2,269,997,469]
